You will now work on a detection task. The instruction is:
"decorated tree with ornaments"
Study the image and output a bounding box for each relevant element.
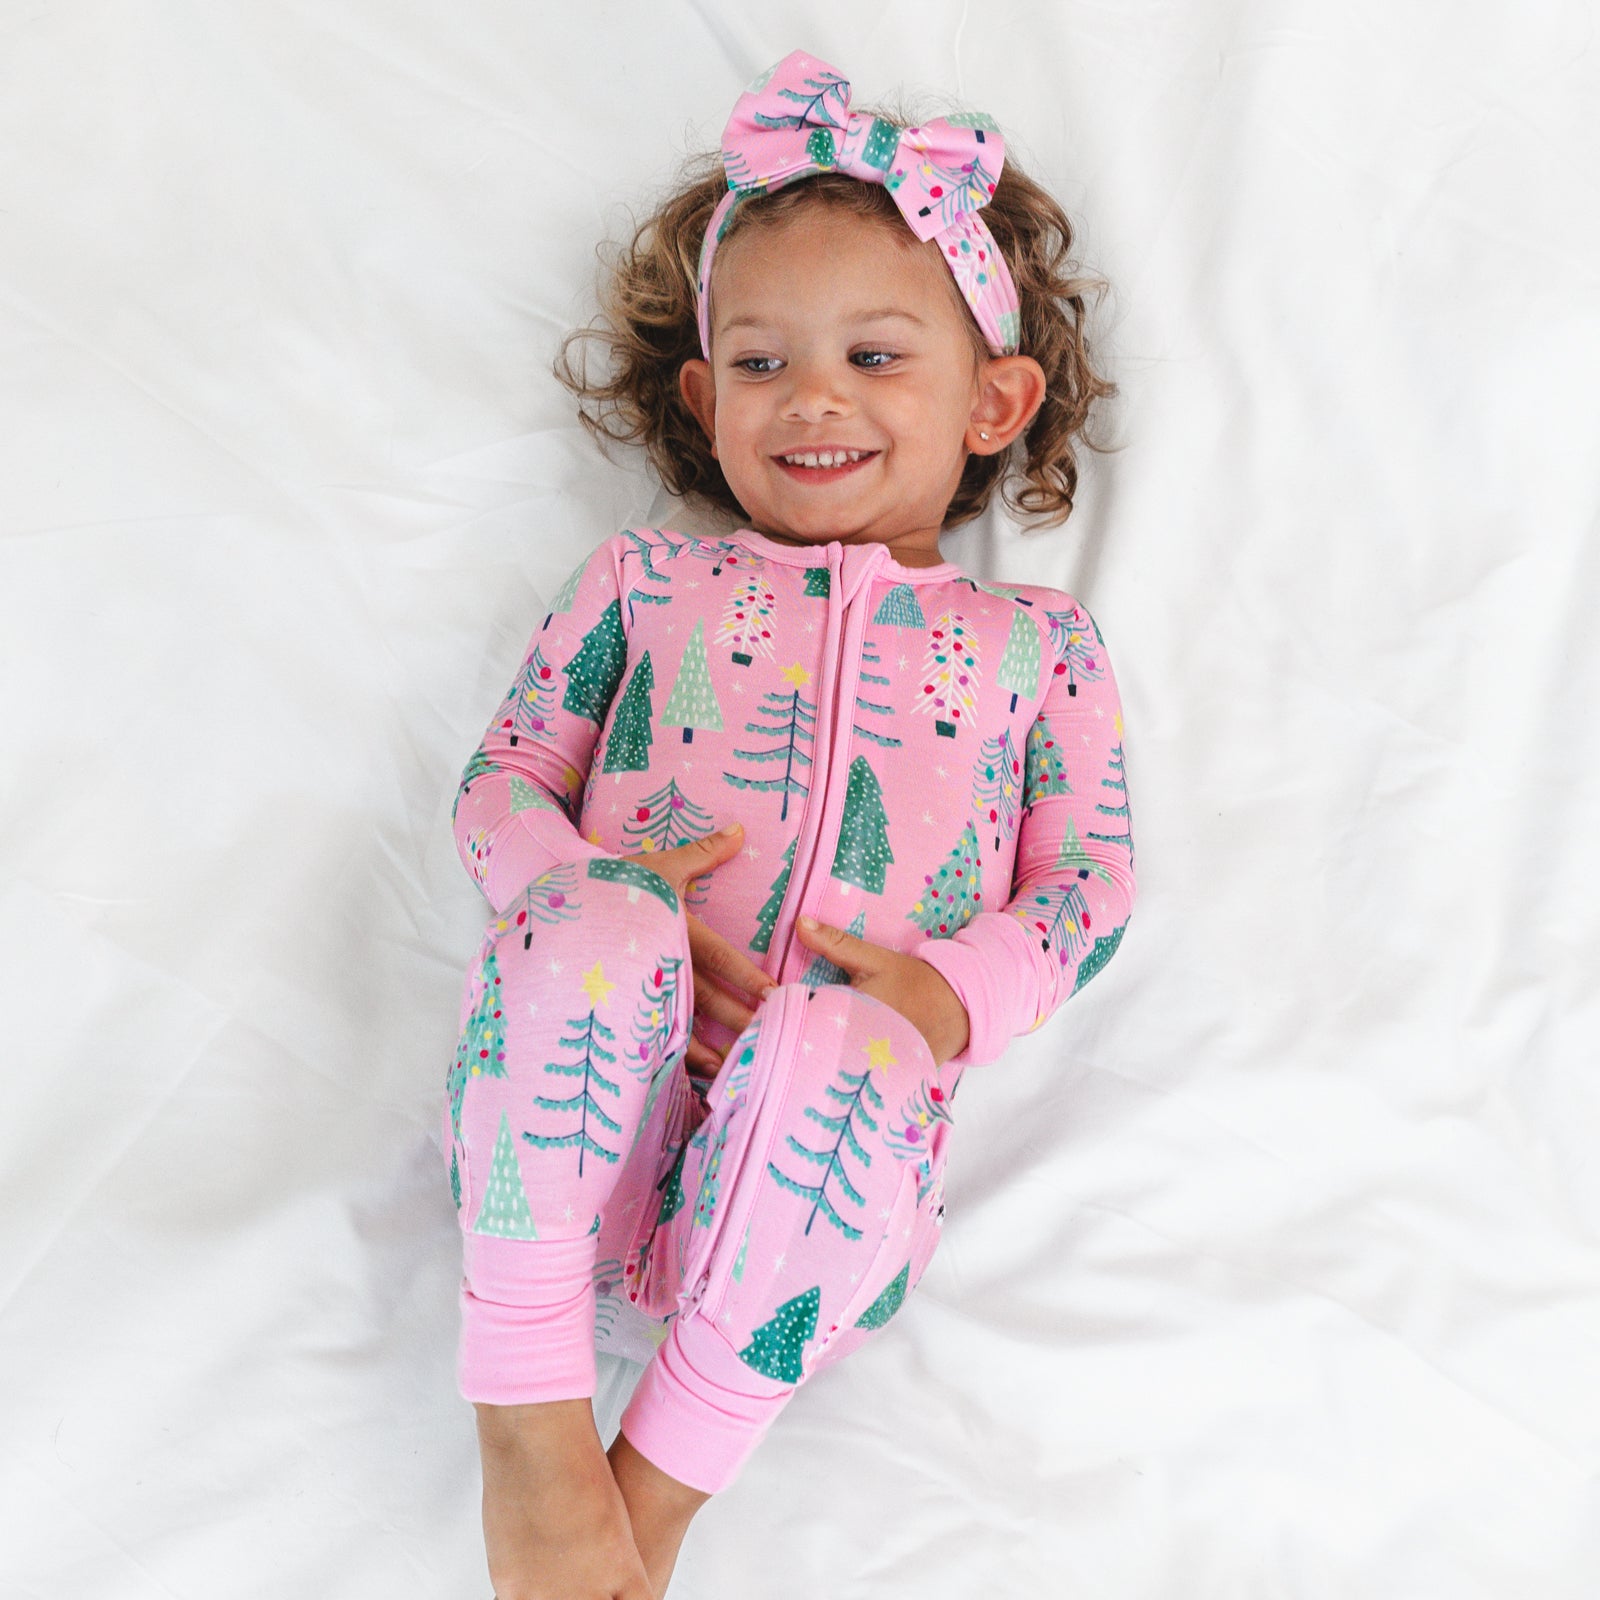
[914,611,981,739]
[619,777,715,856]
[715,576,778,666]
[906,821,984,937]
[973,727,1023,851]
[1022,715,1073,811]
[495,644,560,745]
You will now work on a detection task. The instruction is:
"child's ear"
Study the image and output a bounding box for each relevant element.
[679,360,719,457]
[967,355,1047,455]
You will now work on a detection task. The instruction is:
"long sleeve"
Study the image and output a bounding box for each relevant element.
[451,537,630,915]
[912,596,1138,1068]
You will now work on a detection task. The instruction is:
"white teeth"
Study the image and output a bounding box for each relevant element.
[783,450,867,467]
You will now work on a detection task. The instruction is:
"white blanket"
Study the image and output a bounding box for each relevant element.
[3,3,1597,1595]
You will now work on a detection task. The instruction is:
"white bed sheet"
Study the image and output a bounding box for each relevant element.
[3,2,1598,1595]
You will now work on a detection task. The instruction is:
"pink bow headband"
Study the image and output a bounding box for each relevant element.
[696,50,1022,360]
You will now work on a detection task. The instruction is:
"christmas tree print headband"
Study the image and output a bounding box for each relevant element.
[696,50,1023,360]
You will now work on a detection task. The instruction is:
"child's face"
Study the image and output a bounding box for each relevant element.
[680,206,1004,566]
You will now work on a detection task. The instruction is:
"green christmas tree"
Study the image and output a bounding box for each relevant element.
[854,1262,909,1330]
[1023,715,1073,810]
[472,1111,540,1239]
[522,1003,622,1179]
[602,651,656,773]
[562,599,628,721]
[661,620,723,744]
[907,821,984,937]
[767,1062,883,1239]
[738,1285,820,1382]
[1073,923,1127,995]
[656,1139,688,1226]
[1048,816,1109,881]
[996,609,1042,712]
[750,837,797,955]
[723,683,816,822]
[872,583,926,628]
[973,728,1023,851]
[829,755,893,894]
[803,566,831,598]
[1089,739,1135,862]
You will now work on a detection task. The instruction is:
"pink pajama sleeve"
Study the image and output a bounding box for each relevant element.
[911,599,1137,1068]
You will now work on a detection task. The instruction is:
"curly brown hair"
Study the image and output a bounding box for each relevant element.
[553,93,1120,533]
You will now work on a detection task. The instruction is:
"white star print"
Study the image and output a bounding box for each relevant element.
[774,1252,786,1271]
[879,1206,892,1219]
[922,810,934,825]
[834,1013,848,1029]
[626,934,639,955]
[935,766,948,780]
[526,1001,539,1021]
[548,958,565,976]
[850,1270,861,1283]
[563,1204,575,1222]
[1094,704,1104,718]
[802,1039,813,1053]
[732,681,745,694]
[898,654,909,669]
[610,801,618,813]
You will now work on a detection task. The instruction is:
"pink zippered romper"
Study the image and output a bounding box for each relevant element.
[444,524,1136,1492]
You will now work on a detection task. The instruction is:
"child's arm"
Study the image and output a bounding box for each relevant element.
[911,596,1138,1068]
[451,537,630,915]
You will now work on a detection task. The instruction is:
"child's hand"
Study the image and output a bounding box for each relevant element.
[791,917,971,1067]
[618,824,778,1078]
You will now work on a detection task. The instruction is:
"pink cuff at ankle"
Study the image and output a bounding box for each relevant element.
[617,1312,794,1494]
[457,1234,598,1404]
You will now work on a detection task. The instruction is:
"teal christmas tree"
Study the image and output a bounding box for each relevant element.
[542,556,586,629]
[851,640,902,748]
[1089,738,1135,863]
[661,620,724,745]
[723,672,816,822]
[738,1285,820,1382]
[656,1139,688,1226]
[472,1111,540,1239]
[447,944,508,1151]
[907,821,984,937]
[854,1262,909,1330]
[1074,924,1128,995]
[562,599,628,722]
[996,608,1041,712]
[973,728,1023,851]
[767,1060,884,1239]
[692,1121,729,1230]
[829,755,893,894]
[1023,715,1073,810]
[496,644,560,745]
[454,746,497,824]
[522,971,623,1178]
[602,651,656,773]
[750,837,797,955]
[872,583,926,629]
[803,566,830,598]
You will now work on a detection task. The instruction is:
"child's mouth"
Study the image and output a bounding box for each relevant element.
[773,451,878,482]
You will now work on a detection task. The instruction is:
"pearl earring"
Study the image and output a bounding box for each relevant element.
[979,431,990,441]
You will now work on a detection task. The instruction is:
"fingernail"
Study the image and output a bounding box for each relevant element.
[798,915,818,930]
[717,822,742,837]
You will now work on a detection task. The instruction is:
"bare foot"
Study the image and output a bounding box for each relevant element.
[476,1399,655,1600]
[607,1428,714,1599]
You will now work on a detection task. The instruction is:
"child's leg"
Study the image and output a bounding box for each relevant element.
[443,855,699,1405]
[616,981,958,1494]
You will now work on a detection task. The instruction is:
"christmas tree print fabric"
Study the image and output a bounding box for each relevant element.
[451,525,1136,1071]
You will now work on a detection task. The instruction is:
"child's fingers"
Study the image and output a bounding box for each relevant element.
[685,1034,723,1075]
[685,912,777,1006]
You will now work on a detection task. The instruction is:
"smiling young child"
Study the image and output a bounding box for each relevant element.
[445,49,1137,1598]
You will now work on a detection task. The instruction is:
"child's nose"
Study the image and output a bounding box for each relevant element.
[782,361,853,421]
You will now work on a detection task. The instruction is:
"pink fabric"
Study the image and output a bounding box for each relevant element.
[446,866,954,1490]
[452,525,1136,1071]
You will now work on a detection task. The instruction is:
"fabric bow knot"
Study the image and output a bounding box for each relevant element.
[696,50,1022,358]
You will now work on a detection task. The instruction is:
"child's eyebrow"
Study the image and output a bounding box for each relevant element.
[719,308,927,332]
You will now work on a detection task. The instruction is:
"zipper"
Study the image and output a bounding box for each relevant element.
[770,543,884,980]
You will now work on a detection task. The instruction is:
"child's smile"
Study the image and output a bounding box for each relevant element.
[680,205,1017,569]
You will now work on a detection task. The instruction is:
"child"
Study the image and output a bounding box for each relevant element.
[445,49,1137,1598]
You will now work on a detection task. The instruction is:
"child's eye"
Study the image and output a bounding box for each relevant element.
[734,357,782,374]
[852,350,899,368]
